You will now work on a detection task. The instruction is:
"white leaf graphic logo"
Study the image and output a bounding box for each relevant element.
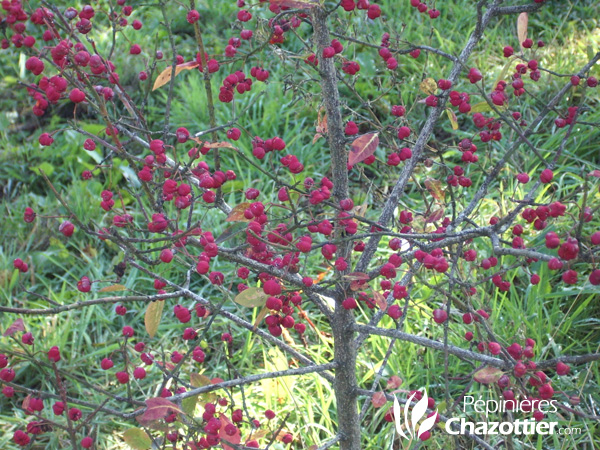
[411,391,428,436]
[393,389,438,441]
[417,412,438,438]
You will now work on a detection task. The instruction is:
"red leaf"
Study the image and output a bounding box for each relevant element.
[425,178,445,202]
[140,398,182,422]
[3,318,25,337]
[425,207,444,223]
[348,133,379,166]
[473,367,504,385]
[386,375,403,390]
[371,391,387,408]
[218,413,242,450]
[373,291,387,310]
[589,170,600,178]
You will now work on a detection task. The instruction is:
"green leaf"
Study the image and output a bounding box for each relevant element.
[31,161,55,177]
[182,394,198,416]
[123,428,152,450]
[79,122,106,135]
[144,300,164,338]
[234,287,269,308]
[470,102,493,114]
[190,373,218,406]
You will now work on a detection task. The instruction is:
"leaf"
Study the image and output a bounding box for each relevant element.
[446,108,459,130]
[123,428,152,450]
[517,12,528,49]
[261,347,294,404]
[3,318,25,337]
[373,291,387,310]
[386,375,403,390]
[270,0,317,8]
[144,301,164,338]
[204,141,236,149]
[348,133,379,166]
[470,101,494,114]
[226,202,252,222]
[473,367,504,385]
[253,305,270,331]
[190,373,218,406]
[189,138,237,150]
[588,170,600,178]
[140,398,182,422]
[424,178,445,202]
[153,61,200,91]
[371,391,387,408]
[353,202,368,218]
[234,287,269,308]
[182,394,198,417]
[218,414,242,450]
[419,77,437,95]
[343,272,370,281]
[344,272,370,291]
[98,284,126,292]
[425,208,444,224]
[313,108,328,144]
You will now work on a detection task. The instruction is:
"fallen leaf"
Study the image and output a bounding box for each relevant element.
[348,133,379,166]
[153,61,200,91]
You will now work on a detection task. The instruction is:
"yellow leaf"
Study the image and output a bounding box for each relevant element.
[470,102,494,114]
[445,108,458,130]
[419,77,438,95]
[144,301,164,338]
[517,13,528,49]
[99,284,126,292]
[253,305,270,331]
[233,287,269,308]
[153,61,200,91]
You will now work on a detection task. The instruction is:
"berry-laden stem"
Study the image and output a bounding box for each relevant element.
[311,6,360,450]
[188,0,222,204]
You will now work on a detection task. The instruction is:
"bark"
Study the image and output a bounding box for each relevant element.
[311,6,361,450]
